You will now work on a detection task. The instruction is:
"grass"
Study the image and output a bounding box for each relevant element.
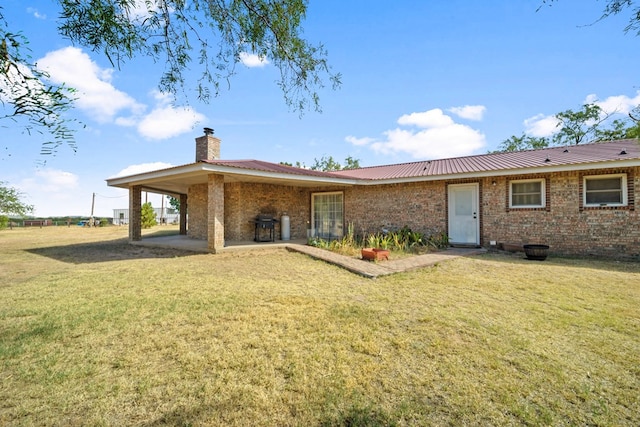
[1,226,639,426]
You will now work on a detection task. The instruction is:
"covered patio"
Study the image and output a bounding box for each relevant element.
[106,131,354,252]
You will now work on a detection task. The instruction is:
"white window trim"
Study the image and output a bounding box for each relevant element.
[583,173,627,207]
[509,178,546,208]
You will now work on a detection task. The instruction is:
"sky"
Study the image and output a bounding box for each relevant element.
[2,0,640,217]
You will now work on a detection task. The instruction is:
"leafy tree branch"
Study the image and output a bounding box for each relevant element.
[57,0,341,112]
[540,0,640,35]
[2,1,340,156]
[1,8,78,156]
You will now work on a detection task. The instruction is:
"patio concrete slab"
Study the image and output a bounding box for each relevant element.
[131,234,486,278]
[286,245,487,278]
[131,235,306,253]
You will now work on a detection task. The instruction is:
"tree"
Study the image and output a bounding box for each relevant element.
[168,196,180,213]
[593,118,629,141]
[140,202,157,229]
[310,155,342,171]
[623,121,640,139]
[496,103,635,152]
[342,155,361,170]
[0,182,34,228]
[281,155,361,171]
[552,103,610,145]
[1,1,340,155]
[495,134,550,152]
[0,181,34,217]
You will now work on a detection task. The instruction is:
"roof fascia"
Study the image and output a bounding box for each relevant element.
[106,163,205,187]
[208,164,359,185]
[106,162,360,187]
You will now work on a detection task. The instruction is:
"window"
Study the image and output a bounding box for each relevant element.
[510,179,545,208]
[584,174,627,206]
[311,192,343,239]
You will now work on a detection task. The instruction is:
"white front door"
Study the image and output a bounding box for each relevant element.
[448,183,479,245]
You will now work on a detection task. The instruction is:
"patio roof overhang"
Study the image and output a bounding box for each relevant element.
[106,162,360,196]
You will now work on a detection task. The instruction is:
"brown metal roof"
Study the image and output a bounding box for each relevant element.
[331,139,640,180]
[108,139,640,194]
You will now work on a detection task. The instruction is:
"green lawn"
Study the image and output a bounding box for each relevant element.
[1,226,639,426]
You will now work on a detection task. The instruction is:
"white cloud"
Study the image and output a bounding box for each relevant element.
[523,114,560,137]
[125,0,159,22]
[27,8,47,19]
[239,52,269,68]
[345,136,376,146]
[111,162,174,178]
[586,92,640,115]
[448,105,486,121]
[133,89,205,139]
[16,169,83,216]
[398,109,454,128]
[347,108,486,160]
[21,169,80,193]
[37,47,144,122]
[137,105,205,140]
[125,89,205,139]
[37,47,206,140]
[114,116,138,127]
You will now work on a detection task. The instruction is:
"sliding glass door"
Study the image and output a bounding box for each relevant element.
[311,192,343,239]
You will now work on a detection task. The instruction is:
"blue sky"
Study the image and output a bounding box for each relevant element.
[2,0,639,217]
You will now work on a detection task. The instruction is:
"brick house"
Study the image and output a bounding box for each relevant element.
[106,130,640,259]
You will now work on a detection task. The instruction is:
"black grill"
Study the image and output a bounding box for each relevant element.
[252,214,279,242]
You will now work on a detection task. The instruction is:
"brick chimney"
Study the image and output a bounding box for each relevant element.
[195,127,220,161]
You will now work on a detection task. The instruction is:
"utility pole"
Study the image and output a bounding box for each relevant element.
[90,192,96,227]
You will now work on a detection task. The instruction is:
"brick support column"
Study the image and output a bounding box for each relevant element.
[129,185,142,241]
[207,174,225,252]
[179,194,187,235]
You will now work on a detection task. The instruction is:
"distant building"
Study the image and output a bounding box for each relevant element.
[112,207,179,225]
[23,219,53,227]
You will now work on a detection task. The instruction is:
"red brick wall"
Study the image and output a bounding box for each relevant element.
[187,166,640,259]
[224,182,310,241]
[483,167,639,259]
[343,181,448,237]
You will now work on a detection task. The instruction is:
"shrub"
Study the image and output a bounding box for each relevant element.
[141,202,157,229]
[427,232,450,249]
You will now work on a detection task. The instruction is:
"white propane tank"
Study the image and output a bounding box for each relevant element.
[281,214,290,241]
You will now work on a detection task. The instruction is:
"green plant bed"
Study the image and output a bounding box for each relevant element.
[307,225,449,258]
